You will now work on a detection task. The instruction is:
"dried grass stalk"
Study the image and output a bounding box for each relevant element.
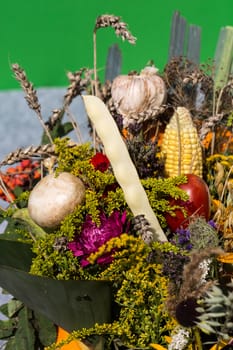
[0,144,56,166]
[0,173,17,206]
[199,113,224,141]
[199,77,233,144]
[179,247,224,300]
[93,14,136,98]
[64,68,92,106]
[45,68,92,137]
[94,14,136,44]
[12,63,41,112]
[166,247,224,317]
[12,63,53,144]
[45,109,64,130]
[0,140,79,166]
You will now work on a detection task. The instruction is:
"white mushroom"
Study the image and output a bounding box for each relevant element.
[28,172,85,228]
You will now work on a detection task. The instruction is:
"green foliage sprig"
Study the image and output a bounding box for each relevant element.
[142,175,189,227]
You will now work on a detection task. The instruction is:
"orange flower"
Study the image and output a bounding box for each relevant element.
[56,327,89,350]
[218,253,233,264]
[202,128,233,153]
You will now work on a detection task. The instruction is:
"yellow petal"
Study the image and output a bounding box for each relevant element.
[209,340,228,350]
[218,253,233,264]
[164,336,172,343]
[150,344,168,350]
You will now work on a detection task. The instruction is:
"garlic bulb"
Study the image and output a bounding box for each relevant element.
[28,172,85,228]
[111,66,167,125]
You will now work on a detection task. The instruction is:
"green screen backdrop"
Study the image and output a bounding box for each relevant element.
[0,0,232,90]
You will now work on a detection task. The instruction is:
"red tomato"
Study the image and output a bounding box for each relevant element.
[165,174,211,232]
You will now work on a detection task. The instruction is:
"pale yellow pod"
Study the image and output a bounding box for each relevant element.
[161,107,203,178]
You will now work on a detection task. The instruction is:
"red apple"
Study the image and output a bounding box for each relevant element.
[165,174,211,232]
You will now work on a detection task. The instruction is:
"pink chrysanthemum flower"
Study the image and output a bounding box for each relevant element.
[68,211,128,266]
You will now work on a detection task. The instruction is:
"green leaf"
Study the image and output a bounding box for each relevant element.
[0,240,112,333]
[41,119,73,144]
[14,307,35,349]
[7,299,23,318]
[62,122,74,135]
[13,186,24,198]
[4,337,18,350]
[214,26,233,89]
[34,311,57,346]
[2,208,44,241]
[0,239,34,271]
[12,208,46,239]
[0,319,15,338]
[0,302,10,317]
[0,213,7,225]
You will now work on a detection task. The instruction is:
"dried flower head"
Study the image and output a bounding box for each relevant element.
[132,214,154,245]
[126,135,164,178]
[163,57,214,115]
[188,217,220,250]
[175,297,200,327]
[168,326,191,350]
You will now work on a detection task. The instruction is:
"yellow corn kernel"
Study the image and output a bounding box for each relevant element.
[161,107,203,177]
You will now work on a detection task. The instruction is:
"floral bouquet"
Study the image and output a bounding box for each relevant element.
[0,14,233,350]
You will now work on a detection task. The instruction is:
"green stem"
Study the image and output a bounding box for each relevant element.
[193,328,203,350]
[12,208,46,239]
[94,336,105,350]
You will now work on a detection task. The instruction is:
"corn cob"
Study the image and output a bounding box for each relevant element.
[161,107,203,177]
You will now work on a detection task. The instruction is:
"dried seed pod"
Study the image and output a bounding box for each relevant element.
[111,66,167,125]
[161,107,203,177]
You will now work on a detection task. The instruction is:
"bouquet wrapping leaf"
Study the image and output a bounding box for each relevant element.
[0,239,112,333]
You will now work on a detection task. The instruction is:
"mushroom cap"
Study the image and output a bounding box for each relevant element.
[28,172,85,228]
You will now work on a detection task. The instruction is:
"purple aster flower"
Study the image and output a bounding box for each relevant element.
[171,228,193,251]
[208,219,217,229]
[68,210,128,267]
